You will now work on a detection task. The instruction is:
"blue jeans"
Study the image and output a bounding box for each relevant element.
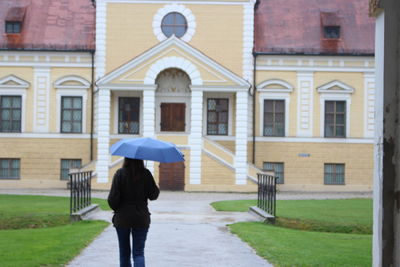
[116,227,148,267]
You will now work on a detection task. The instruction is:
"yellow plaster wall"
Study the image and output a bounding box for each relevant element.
[216,141,235,153]
[254,141,373,191]
[0,67,35,132]
[0,138,91,188]
[106,3,243,76]
[255,71,298,137]
[313,72,365,138]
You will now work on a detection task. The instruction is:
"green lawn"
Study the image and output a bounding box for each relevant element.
[211,198,372,234]
[0,194,109,267]
[211,198,372,266]
[230,222,371,267]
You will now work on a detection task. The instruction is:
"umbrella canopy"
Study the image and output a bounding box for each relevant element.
[110,137,184,163]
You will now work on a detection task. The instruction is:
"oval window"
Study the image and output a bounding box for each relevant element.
[161,12,188,38]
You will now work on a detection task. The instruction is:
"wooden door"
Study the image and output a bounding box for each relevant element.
[160,103,185,131]
[159,162,185,191]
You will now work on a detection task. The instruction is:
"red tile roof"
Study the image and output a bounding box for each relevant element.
[0,0,95,51]
[254,0,375,55]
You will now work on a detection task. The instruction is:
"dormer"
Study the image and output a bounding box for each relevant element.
[320,11,341,39]
[5,7,26,34]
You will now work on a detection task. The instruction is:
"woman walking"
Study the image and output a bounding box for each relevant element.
[108,158,160,267]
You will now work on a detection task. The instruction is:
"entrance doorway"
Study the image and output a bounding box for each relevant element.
[159,162,185,191]
[160,103,186,132]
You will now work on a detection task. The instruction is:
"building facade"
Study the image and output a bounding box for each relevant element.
[0,0,375,192]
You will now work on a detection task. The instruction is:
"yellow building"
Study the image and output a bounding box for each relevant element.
[0,0,375,192]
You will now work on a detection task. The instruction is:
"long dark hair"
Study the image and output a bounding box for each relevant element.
[123,158,145,181]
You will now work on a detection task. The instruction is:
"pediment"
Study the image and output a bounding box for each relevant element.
[0,75,30,89]
[97,36,249,89]
[317,80,355,94]
[257,79,294,93]
[54,75,90,89]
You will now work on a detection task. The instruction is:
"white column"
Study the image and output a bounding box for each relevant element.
[235,91,248,185]
[33,67,50,132]
[142,89,156,172]
[242,0,255,82]
[296,72,314,137]
[190,90,203,184]
[96,89,111,183]
[95,0,106,80]
[364,73,375,138]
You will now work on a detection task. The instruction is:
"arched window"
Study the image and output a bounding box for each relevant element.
[161,12,187,38]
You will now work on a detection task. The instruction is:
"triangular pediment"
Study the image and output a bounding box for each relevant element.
[97,36,249,88]
[0,75,30,89]
[317,80,355,94]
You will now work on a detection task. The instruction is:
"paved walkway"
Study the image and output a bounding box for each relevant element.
[0,189,371,267]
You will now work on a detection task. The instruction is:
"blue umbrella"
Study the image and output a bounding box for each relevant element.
[110,137,184,163]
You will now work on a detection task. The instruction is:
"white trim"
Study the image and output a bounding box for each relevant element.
[235,91,248,185]
[144,56,203,85]
[97,36,249,87]
[0,133,91,138]
[203,92,234,136]
[317,80,355,94]
[33,67,51,133]
[189,90,203,184]
[97,84,157,90]
[296,72,314,137]
[202,149,235,171]
[106,0,250,5]
[0,89,27,133]
[257,79,294,92]
[0,75,30,89]
[364,73,375,138]
[112,91,142,135]
[96,88,111,183]
[206,135,236,141]
[56,89,88,133]
[191,85,248,92]
[259,92,291,137]
[319,94,352,138]
[254,136,373,144]
[153,4,196,42]
[242,0,256,82]
[54,75,90,89]
[95,0,107,79]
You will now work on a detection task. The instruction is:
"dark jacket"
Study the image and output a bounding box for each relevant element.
[107,167,160,228]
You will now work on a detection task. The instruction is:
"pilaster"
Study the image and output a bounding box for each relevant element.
[235,91,248,185]
[33,67,50,133]
[96,89,111,183]
[190,90,203,184]
[296,72,314,137]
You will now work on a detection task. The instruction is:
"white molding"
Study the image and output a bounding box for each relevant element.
[202,92,234,136]
[144,56,203,85]
[54,75,91,89]
[206,135,236,141]
[317,80,355,94]
[189,90,203,184]
[202,149,235,171]
[33,67,51,133]
[257,79,294,93]
[95,0,107,79]
[242,0,255,82]
[97,84,157,90]
[96,88,111,183]
[0,133,91,138]
[296,72,314,137]
[254,136,374,144]
[235,91,248,185]
[97,36,249,88]
[319,94,351,138]
[56,89,88,133]
[0,88,27,133]
[0,75,30,89]
[364,73,375,138]
[106,0,250,5]
[191,85,248,92]
[153,4,196,42]
[259,92,291,137]
[111,91,142,135]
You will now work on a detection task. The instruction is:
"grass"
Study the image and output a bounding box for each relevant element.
[0,194,109,267]
[92,197,111,211]
[230,222,372,267]
[211,198,372,234]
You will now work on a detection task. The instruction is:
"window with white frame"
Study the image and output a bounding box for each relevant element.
[61,96,82,133]
[0,95,21,132]
[263,100,285,137]
[263,162,284,184]
[118,97,140,134]
[317,80,354,138]
[207,98,229,135]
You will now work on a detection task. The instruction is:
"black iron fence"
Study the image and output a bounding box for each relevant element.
[69,171,92,214]
[257,173,278,217]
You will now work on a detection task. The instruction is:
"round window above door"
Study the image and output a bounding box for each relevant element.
[161,12,188,38]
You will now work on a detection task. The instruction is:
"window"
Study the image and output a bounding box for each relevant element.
[0,95,21,132]
[263,100,285,136]
[61,96,82,133]
[5,21,21,33]
[118,97,140,134]
[324,26,340,39]
[161,12,187,38]
[263,162,284,184]
[324,163,345,185]
[207,98,228,135]
[60,159,81,180]
[325,101,346,138]
[0,158,20,179]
